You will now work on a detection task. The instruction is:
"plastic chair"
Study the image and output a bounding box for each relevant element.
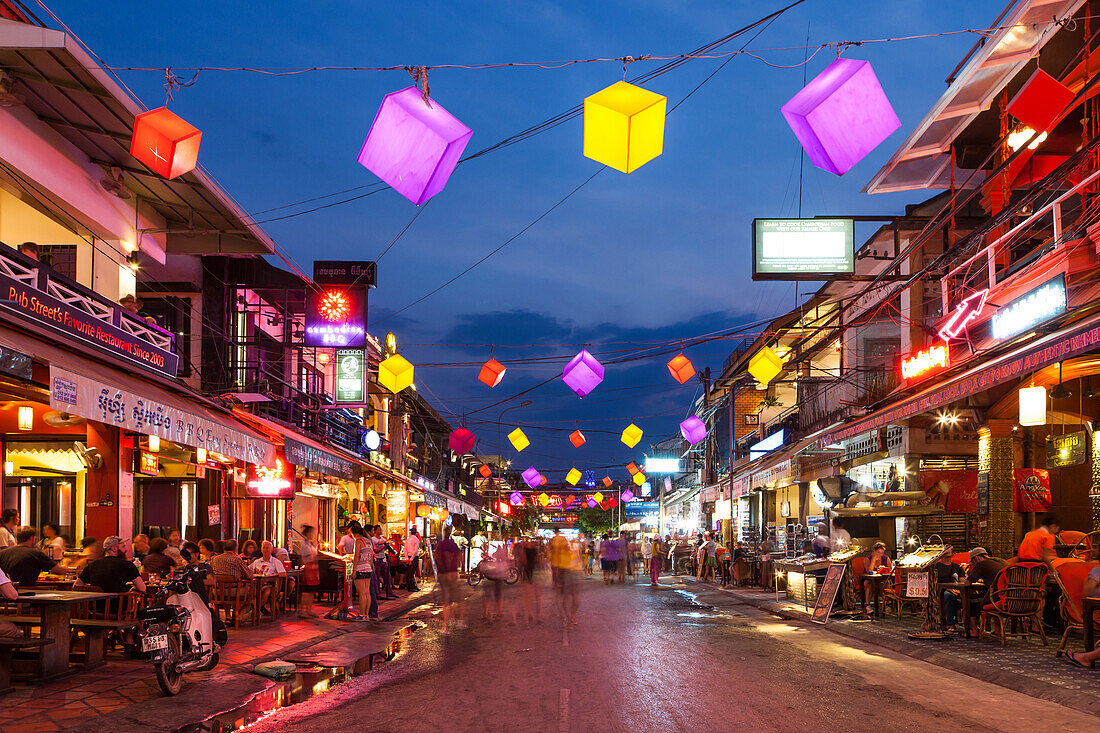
[1051,559,1100,656]
[979,562,1048,646]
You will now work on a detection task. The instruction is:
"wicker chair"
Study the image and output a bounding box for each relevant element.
[211,574,254,628]
[978,562,1048,646]
[1051,559,1100,656]
[883,566,922,618]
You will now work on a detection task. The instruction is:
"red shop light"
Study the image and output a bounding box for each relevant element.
[938,290,987,342]
[130,107,202,179]
[900,343,949,382]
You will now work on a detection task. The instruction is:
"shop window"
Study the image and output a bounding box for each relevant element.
[139,295,192,377]
[299,363,324,396]
[37,244,77,281]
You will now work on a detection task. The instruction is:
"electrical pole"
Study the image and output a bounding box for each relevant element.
[701,367,712,486]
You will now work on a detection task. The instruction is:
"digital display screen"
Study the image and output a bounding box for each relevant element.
[753,218,855,280]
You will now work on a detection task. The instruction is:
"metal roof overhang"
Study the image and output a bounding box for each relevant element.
[864,0,1086,195]
[0,19,275,256]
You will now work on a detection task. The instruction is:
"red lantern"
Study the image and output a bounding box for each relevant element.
[478,358,507,388]
[569,430,586,447]
[666,353,696,384]
[608,496,618,509]
[626,462,639,475]
[539,474,547,486]
[449,427,476,455]
[130,107,202,179]
[416,505,431,517]
[479,464,492,478]
[603,476,612,487]
[566,494,576,505]
[1007,69,1075,134]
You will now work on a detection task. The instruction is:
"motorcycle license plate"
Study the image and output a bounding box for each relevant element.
[142,634,169,652]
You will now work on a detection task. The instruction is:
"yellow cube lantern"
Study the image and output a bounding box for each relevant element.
[594,491,604,503]
[566,468,582,486]
[621,423,643,448]
[748,346,784,386]
[633,472,645,486]
[378,354,414,393]
[538,492,551,507]
[508,428,530,452]
[583,81,666,173]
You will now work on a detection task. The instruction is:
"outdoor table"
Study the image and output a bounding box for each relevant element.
[937,581,986,638]
[1084,596,1100,652]
[862,573,892,618]
[5,590,117,681]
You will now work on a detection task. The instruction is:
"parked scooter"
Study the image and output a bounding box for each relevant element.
[139,563,226,695]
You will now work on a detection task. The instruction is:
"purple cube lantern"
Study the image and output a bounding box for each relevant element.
[781,59,900,176]
[621,489,635,503]
[680,415,706,444]
[562,349,605,397]
[357,87,473,205]
[586,497,598,508]
[448,427,475,455]
[522,466,541,489]
[510,491,524,506]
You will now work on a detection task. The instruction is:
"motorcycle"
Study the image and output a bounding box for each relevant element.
[138,563,226,695]
[467,556,519,586]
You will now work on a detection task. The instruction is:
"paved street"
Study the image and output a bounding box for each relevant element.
[241,575,1100,733]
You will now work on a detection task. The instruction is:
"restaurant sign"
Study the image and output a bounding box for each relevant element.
[334,349,366,404]
[284,436,360,481]
[899,343,948,382]
[1047,430,1087,468]
[991,274,1066,341]
[0,271,178,377]
[49,366,274,466]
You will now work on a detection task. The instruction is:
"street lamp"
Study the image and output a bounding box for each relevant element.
[496,400,533,493]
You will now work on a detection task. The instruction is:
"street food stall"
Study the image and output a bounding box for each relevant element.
[775,554,830,607]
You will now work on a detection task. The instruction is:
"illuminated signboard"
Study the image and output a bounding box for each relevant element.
[900,343,949,382]
[335,348,365,404]
[245,457,294,499]
[138,450,159,476]
[991,274,1066,341]
[645,458,681,473]
[749,429,785,459]
[313,260,377,288]
[752,218,854,281]
[304,288,366,347]
[938,290,987,341]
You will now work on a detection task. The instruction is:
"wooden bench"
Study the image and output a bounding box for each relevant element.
[0,638,54,694]
[70,618,142,668]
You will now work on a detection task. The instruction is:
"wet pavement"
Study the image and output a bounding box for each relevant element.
[236,574,1100,733]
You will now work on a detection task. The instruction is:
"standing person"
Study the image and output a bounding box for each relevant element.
[470,529,487,565]
[702,532,718,583]
[372,524,396,600]
[435,527,463,635]
[298,525,320,619]
[452,531,469,573]
[337,523,356,556]
[584,536,595,575]
[600,533,618,584]
[830,518,852,552]
[351,523,378,621]
[403,527,421,591]
[39,524,65,561]
[518,536,541,625]
[641,533,653,576]
[616,532,629,582]
[0,509,19,548]
[548,528,571,623]
[649,534,663,586]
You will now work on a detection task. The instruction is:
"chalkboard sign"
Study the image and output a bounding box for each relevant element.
[811,563,847,625]
[1047,431,1087,468]
[977,471,989,515]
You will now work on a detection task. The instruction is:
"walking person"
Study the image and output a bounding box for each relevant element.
[402,527,421,591]
[518,535,541,625]
[599,533,617,584]
[352,523,379,621]
[616,532,628,583]
[641,533,652,576]
[435,527,464,635]
[297,524,320,619]
[649,533,663,586]
[372,524,397,600]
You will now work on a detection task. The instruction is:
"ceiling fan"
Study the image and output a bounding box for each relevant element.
[43,411,86,428]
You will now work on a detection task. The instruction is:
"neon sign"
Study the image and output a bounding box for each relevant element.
[304,288,366,347]
[938,290,987,341]
[246,457,294,499]
[991,274,1066,341]
[900,343,949,382]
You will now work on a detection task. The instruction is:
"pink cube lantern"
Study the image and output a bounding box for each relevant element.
[587,497,598,508]
[680,415,706,444]
[621,489,635,503]
[562,349,604,397]
[510,491,524,506]
[449,427,475,455]
[357,87,473,205]
[781,58,900,176]
[522,466,541,489]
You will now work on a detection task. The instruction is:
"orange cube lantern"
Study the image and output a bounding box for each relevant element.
[569,430,586,447]
[603,476,613,487]
[130,107,202,179]
[478,358,507,388]
[479,464,493,478]
[667,353,696,384]
[626,462,639,475]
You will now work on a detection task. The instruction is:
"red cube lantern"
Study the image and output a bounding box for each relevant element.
[666,353,696,384]
[569,430,586,447]
[608,496,618,509]
[130,107,202,179]
[479,464,492,478]
[449,427,476,455]
[540,474,547,486]
[603,476,612,487]
[1007,69,1075,134]
[478,358,507,388]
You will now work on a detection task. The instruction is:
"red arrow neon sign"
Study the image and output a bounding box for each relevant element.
[938,289,988,341]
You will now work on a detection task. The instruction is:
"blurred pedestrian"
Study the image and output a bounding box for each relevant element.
[649,533,663,586]
[600,533,617,584]
[481,541,508,624]
[403,527,421,591]
[641,533,652,575]
[519,535,541,625]
[436,527,463,635]
[372,524,396,600]
[298,524,320,619]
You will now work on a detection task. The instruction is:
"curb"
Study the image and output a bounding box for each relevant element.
[680,578,1100,718]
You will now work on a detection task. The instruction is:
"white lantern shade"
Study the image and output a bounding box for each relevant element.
[17,405,32,431]
[148,434,161,452]
[1019,386,1047,426]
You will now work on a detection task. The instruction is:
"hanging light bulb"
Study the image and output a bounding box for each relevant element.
[148,434,161,452]
[17,405,32,431]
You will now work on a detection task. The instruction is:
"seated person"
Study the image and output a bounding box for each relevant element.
[239,539,260,561]
[0,566,17,637]
[0,528,74,586]
[62,537,103,573]
[249,541,286,613]
[935,546,965,631]
[142,537,176,578]
[132,534,150,561]
[210,539,253,581]
[861,542,892,618]
[180,541,215,604]
[954,547,1006,636]
[1066,549,1100,668]
[77,535,146,596]
[1017,513,1060,566]
[198,538,217,562]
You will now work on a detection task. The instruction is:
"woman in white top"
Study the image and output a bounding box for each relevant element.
[39,524,66,561]
[352,524,378,621]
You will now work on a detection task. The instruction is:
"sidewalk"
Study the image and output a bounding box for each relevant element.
[677,576,1100,717]
[0,585,438,733]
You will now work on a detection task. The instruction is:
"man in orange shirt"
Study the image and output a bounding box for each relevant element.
[1017,513,1060,566]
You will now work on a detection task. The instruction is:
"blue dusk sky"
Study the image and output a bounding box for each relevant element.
[45,0,1008,478]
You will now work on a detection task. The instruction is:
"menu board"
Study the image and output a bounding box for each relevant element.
[811,563,847,625]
